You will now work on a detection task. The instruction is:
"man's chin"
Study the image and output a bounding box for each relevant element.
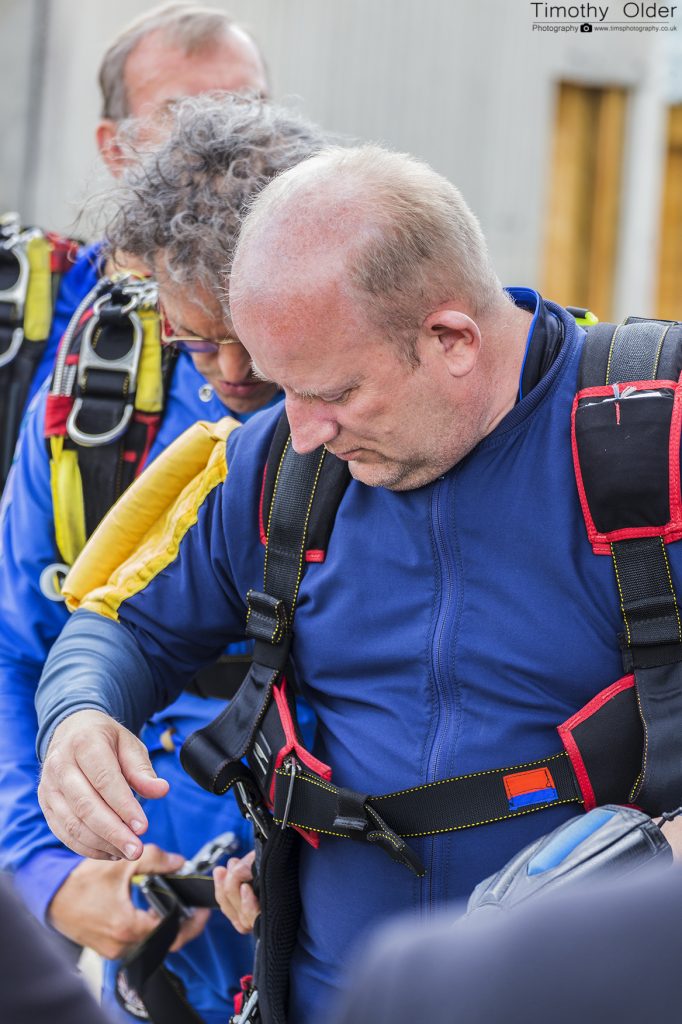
[347,458,406,490]
[348,458,436,491]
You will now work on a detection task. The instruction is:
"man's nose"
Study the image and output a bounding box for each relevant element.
[285,394,339,454]
[216,342,251,381]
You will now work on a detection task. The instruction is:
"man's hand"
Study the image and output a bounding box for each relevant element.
[38,709,169,860]
[660,814,682,858]
[48,845,210,959]
[213,850,259,934]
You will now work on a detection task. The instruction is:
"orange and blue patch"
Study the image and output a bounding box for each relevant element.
[503,767,558,811]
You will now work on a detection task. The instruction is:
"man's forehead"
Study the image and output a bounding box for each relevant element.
[124,28,267,113]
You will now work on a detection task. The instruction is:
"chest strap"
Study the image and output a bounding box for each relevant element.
[0,213,79,491]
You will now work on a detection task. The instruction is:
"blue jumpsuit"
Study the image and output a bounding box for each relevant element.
[0,246,271,1023]
[36,294,682,1022]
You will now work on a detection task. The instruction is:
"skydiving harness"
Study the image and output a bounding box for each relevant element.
[0,212,80,492]
[176,315,682,1024]
[42,273,259,700]
[44,274,175,575]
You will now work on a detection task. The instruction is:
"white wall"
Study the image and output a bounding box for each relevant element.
[0,0,672,316]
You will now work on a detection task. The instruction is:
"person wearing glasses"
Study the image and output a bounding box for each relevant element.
[0,94,324,1023]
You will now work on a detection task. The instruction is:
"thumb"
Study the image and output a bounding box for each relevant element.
[135,844,186,876]
[118,732,170,800]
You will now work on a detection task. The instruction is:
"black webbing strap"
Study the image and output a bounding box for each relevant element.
[272,752,582,845]
[182,431,343,791]
[68,290,143,533]
[0,338,45,489]
[611,538,682,652]
[189,654,253,700]
[57,283,175,539]
[119,874,218,1024]
[579,319,682,813]
[248,436,327,653]
[0,246,41,489]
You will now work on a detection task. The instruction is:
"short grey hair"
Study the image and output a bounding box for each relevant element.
[233,145,505,364]
[99,3,252,120]
[102,94,327,294]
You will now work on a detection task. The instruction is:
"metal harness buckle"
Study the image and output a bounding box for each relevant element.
[231,987,259,1024]
[175,831,240,875]
[0,223,35,369]
[235,779,271,841]
[65,287,146,447]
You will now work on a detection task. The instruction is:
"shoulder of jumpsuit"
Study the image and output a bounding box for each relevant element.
[502,293,682,586]
[474,289,586,444]
[26,241,105,408]
[0,381,70,673]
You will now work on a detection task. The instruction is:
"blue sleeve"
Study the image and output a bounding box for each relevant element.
[0,385,82,920]
[24,243,102,408]
[36,610,160,759]
[35,426,265,760]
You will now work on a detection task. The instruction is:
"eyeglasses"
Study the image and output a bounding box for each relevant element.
[160,312,241,354]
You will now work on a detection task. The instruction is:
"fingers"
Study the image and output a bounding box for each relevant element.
[43,744,145,859]
[39,711,159,860]
[169,908,210,952]
[118,734,170,801]
[133,844,185,876]
[38,778,128,860]
[213,850,259,934]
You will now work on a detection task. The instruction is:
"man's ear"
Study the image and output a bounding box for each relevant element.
[95,120,125,178]
[422,309,481,378]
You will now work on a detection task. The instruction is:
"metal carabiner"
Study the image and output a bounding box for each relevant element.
[0,240,30,371]
[0,228,42,319]
[236,780,271,841]
[65,300,144,447]
[0,326,25,370]
[176,831,241,876]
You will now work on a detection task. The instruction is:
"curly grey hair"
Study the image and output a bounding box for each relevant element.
[103,94,328,294]
[99,3,259,120]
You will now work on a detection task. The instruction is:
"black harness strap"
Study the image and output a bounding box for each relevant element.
[181,436,347,789]
[182,424,351,1024]
[188,654,254,700]
[272,752,581,842]
[118,840,236,1023]
[65,284,176,535]
[575,318,682,813]
[0,219,78,491]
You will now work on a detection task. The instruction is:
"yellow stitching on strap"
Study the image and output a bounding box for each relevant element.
[605,324,621,386]
[610,543,631,646]
[62,417,240,620]
[660,537,682,642]
[272,799,581,840]
[49,436,86,565]
[23,235,53,341]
